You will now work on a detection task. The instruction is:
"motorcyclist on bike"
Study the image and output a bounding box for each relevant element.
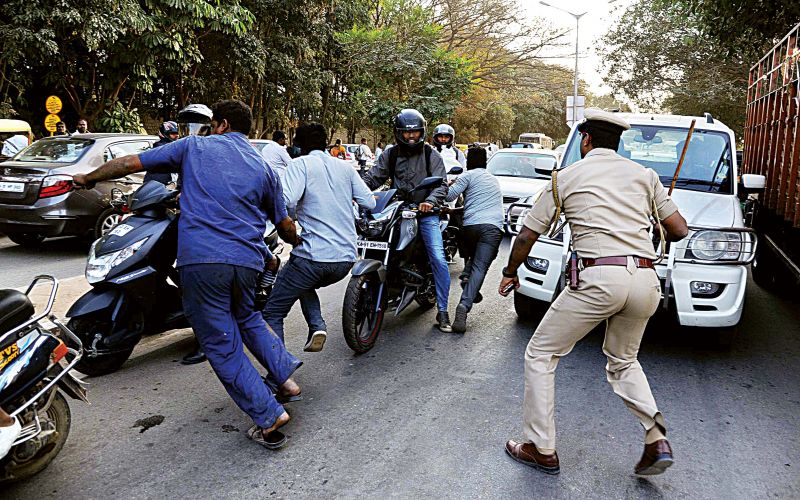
[363,109,453,332]
[143,121,179,185]
[432,124,466,168]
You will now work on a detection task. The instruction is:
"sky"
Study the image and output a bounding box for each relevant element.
[522,0,635,95]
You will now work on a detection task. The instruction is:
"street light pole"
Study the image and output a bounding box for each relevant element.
[540,1,588,126]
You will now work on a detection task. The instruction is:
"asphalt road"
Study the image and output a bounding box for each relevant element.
[3,239,800,499]
[0,236,89,289]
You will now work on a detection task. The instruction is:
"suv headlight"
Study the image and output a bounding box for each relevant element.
[86,237,149,284]
[687,230,742,261]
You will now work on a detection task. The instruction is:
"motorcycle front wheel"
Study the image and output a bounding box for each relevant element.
[0,392,71,483]
[67,315,137,376]
[342,274,385,354]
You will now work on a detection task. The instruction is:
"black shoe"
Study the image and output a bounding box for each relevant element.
[436,311,452,333]
[180,349,207,365]
[452,304,468,333]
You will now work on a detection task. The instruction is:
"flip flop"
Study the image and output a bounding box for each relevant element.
[275,393,303,404]
[247,424,287,450]
[261,376,303,404]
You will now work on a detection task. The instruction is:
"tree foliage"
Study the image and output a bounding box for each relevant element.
[600,0,750,138]
[1,0,588,144]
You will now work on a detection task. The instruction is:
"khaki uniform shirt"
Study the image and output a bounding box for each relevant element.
[523,148,679,260]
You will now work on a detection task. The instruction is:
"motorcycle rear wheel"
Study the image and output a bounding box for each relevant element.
[67,316,136,377]
[342,274,385,354]
[0,392,71,483]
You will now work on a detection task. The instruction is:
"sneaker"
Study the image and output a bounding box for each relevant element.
[452,304,468,333]
[436,311,452,333]
[304,331,327,352]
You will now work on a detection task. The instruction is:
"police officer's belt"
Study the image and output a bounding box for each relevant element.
[581,257,654,269]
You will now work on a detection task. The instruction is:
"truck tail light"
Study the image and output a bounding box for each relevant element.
[39,175,74,199]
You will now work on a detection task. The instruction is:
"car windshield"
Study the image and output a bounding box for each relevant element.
[561,124,734,194]
[14,138,93,163]
[487,152,556,179]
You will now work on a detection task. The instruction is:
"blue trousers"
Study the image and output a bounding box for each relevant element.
[180,264,302,429]
[263,255,353,342]
[418,215,451,311]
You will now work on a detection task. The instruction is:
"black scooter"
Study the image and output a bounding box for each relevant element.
[66,181,283,376]
[0,276,88,483]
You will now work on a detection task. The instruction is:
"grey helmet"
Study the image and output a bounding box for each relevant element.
[432,123,456,149]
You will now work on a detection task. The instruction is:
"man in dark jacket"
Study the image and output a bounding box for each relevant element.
[363,109,452,331]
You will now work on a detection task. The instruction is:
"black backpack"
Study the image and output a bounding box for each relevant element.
[387,143,433,182]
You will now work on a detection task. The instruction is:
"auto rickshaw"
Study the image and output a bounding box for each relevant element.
[0,119,33,161]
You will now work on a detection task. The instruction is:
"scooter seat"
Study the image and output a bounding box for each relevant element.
[0,289,34,334]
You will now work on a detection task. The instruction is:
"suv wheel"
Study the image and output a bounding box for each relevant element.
[7,233,45,248]
[513,291,547,321]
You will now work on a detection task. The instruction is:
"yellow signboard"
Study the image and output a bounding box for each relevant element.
[45,95,62,114]
[44,113,60,132]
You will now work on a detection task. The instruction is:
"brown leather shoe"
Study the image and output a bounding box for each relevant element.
[635,439,674,476]
[505,439,560,475]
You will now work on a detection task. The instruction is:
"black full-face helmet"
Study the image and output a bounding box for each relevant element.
[393,109,427,153]
[432,123,455,149]
[158,121,179,141]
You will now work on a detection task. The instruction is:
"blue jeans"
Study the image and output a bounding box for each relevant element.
[180,264,302,429]
[418,215,451,312]
[263,255,353,342]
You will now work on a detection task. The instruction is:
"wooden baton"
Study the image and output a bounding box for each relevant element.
[669,119,696,195]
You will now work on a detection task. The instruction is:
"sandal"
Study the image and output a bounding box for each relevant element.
[246,424,287,450]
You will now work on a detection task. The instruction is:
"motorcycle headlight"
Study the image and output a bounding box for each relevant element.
[687,231,742,261]
[86,237,149,284]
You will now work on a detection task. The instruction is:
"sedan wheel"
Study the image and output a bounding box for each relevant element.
[95,208,123,238]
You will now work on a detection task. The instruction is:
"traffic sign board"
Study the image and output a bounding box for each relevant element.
[44,114,60,132]
[45,96,62,114]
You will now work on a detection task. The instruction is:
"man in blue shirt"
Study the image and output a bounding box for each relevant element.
[73,100,303,449]
[263,123,376,352]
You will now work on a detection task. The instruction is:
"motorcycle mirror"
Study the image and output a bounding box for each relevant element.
[447,166,463,175]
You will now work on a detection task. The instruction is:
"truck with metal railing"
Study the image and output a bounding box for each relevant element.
[743,22,800,291]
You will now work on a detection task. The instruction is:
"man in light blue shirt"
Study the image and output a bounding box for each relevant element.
[445,146,504,333]
[263,123,376,352]
[260,130,293,180]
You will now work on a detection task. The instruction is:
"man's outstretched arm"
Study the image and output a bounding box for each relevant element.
[73,155,144,189]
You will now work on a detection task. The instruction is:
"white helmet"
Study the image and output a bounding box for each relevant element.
[177,104,213,136]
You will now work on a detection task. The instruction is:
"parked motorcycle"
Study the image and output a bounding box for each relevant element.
[66,181,284,376]
[0,276,88,483]
[342,175,454,354]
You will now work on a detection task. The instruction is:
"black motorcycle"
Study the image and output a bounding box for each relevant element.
[66,181,283,376]
[342,175,455,353]
[0,276,88,483]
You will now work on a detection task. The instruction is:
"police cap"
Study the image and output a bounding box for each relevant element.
[577,108,630,135]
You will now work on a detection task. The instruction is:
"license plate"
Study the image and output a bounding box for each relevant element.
[0,181,24,193]
[356,240,389,250]
[0,343,20,370]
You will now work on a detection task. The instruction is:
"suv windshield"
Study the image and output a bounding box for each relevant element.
[487,152,556,179]
[15,138,93,163]
[561,125,734,194]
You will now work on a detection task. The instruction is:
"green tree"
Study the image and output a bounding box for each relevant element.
[600,0,749,138]
[336,0,473,139]
[0,0,255,131]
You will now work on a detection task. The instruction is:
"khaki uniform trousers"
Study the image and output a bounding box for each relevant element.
[523,257,666,450]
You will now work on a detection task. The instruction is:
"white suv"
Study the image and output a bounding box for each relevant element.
[508,113,760,345]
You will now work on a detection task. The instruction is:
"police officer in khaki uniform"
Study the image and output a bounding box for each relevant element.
[498,109,689,476]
